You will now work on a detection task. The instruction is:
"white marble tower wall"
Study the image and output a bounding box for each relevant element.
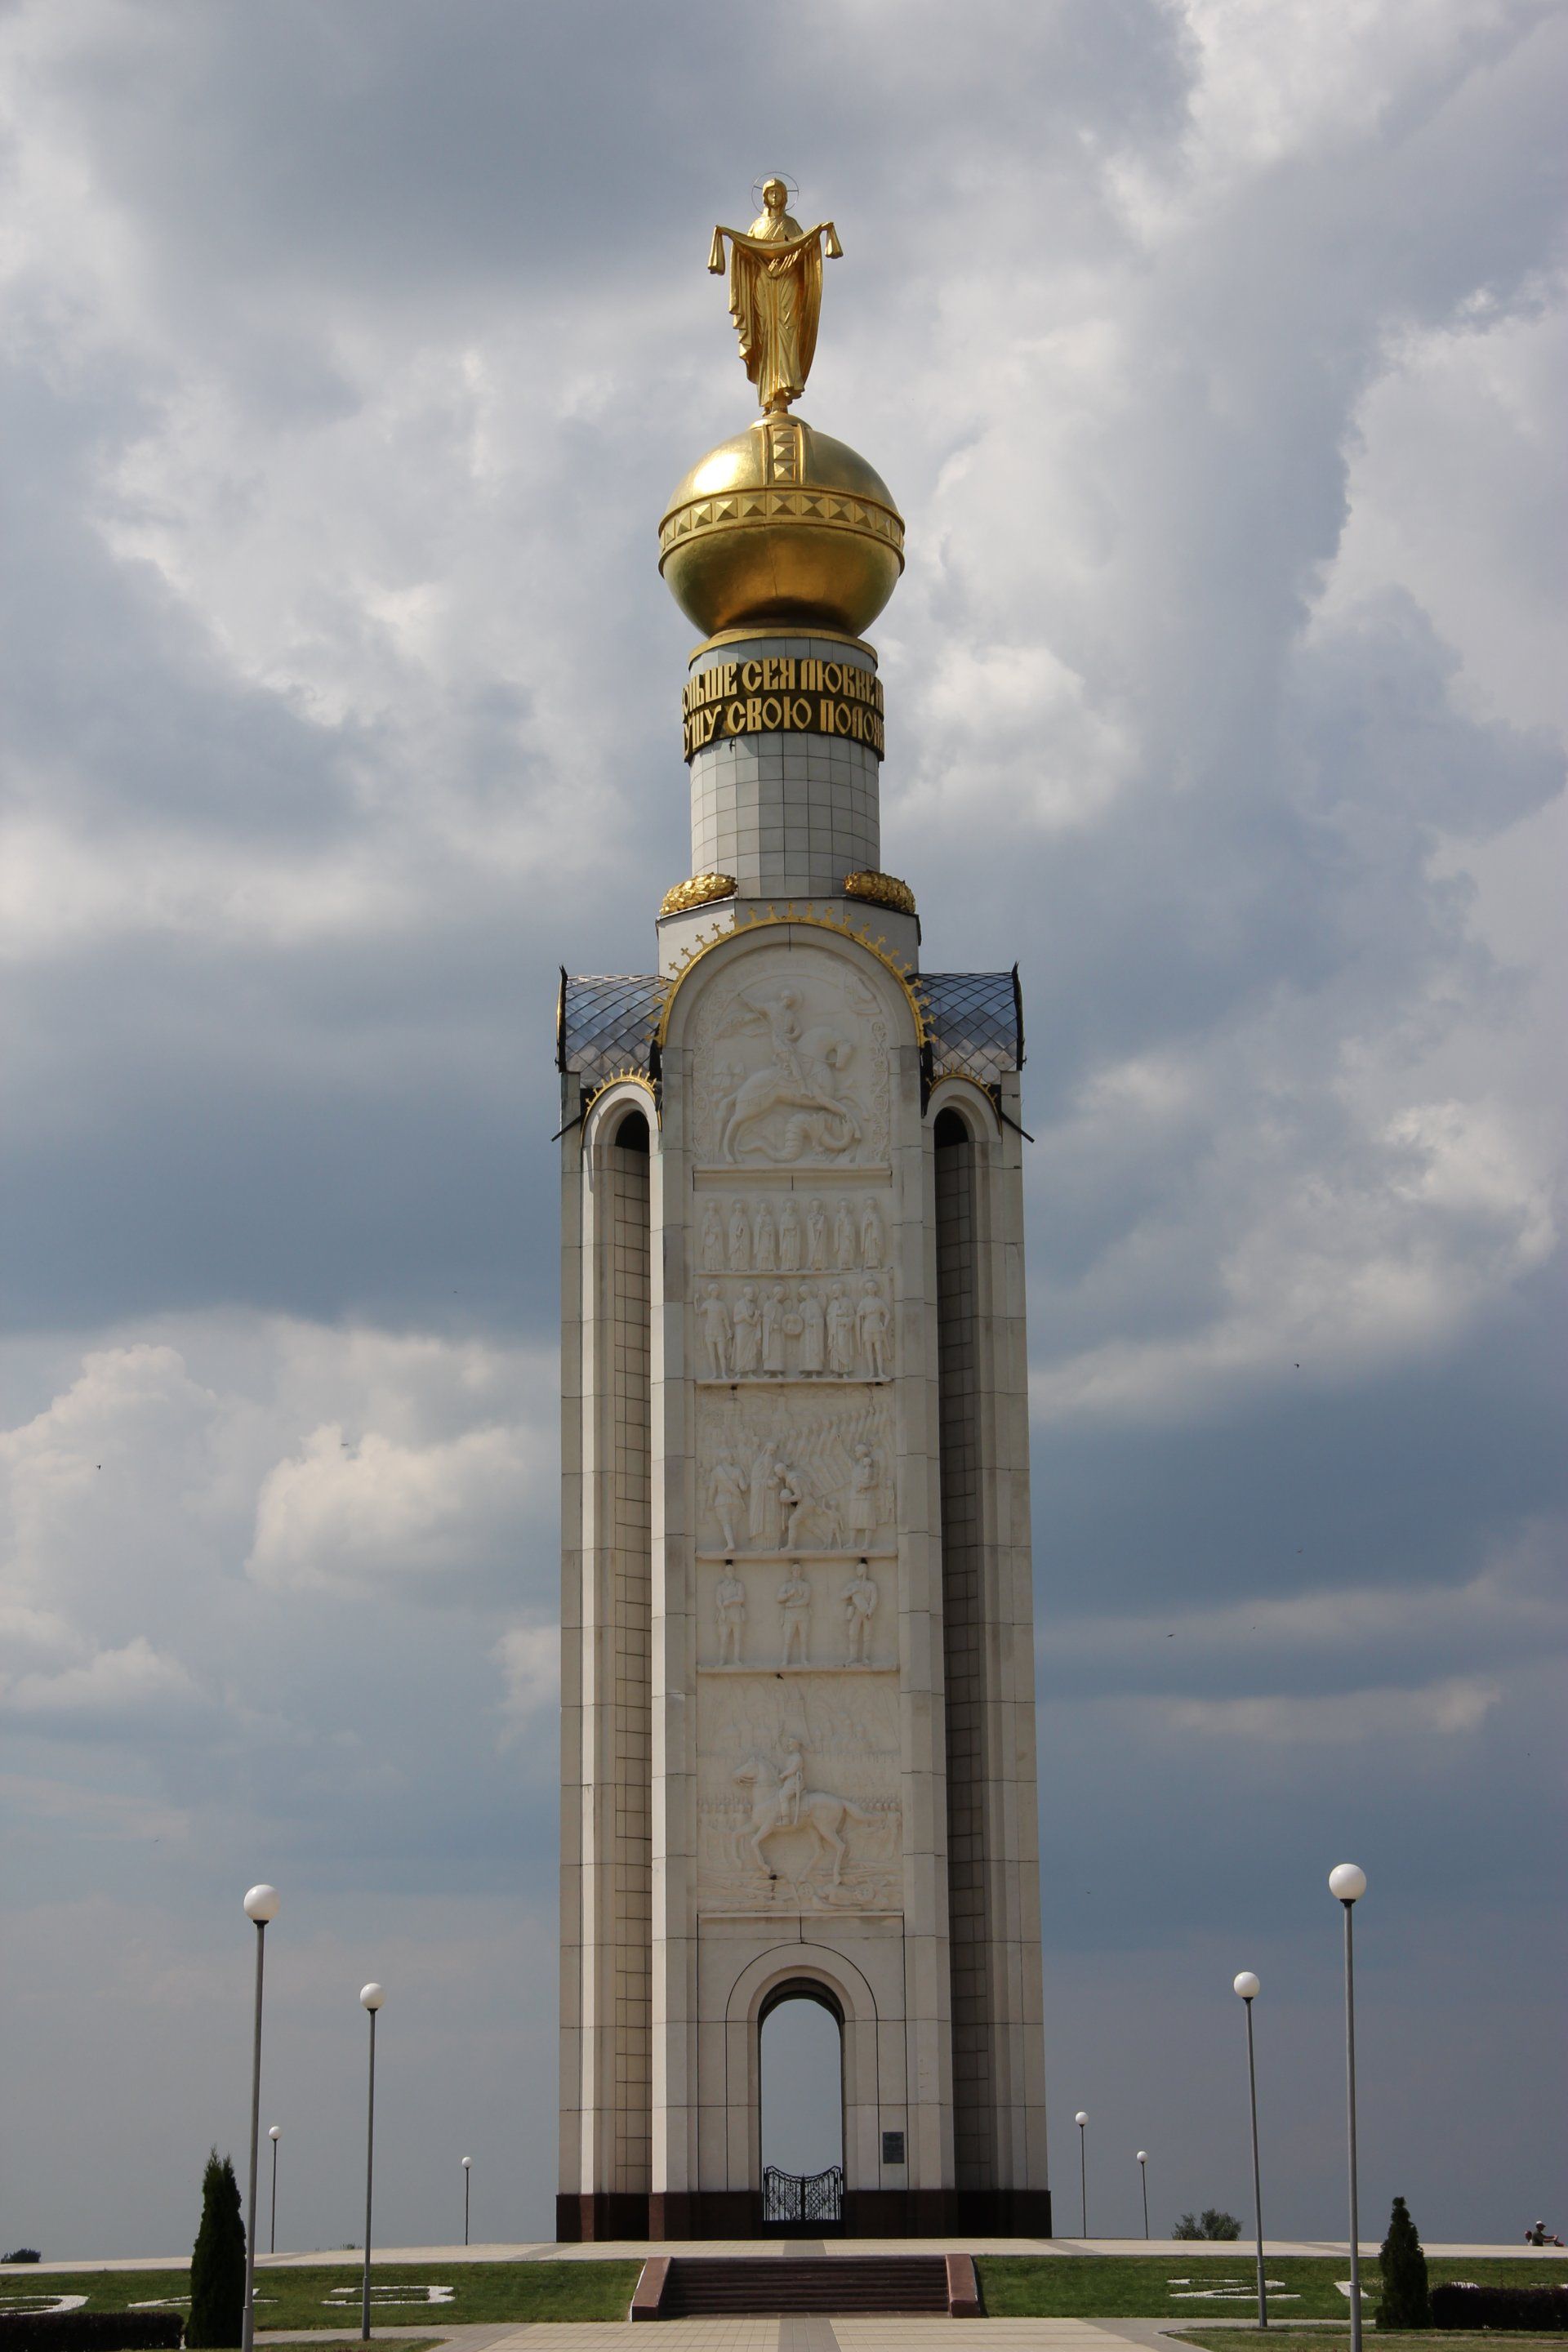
[559,1094,656,2217]
[929,1075,1049,2199]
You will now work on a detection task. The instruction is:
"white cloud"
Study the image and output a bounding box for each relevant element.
[493,1624,559,1744]
[1167,1674,1503,1742]
[5,1636,203,1723]
[247,1419,542,1595]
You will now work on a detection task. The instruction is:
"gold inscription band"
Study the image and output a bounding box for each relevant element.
[682,654,886,763]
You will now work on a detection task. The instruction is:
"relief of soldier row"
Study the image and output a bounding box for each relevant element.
[696,1274,893,1382]
[699,1190,886,1273]
[706,1557,883,1670]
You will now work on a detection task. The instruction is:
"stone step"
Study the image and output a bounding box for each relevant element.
[645,2254,959,2317]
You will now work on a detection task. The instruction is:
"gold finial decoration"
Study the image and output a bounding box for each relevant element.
[844,869,917,916]
[709,177,843,415]
[660,872,737,916]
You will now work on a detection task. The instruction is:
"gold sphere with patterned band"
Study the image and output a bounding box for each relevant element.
[659,415,904,638]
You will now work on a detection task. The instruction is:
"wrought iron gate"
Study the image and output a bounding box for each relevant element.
[763,2163,844,2228]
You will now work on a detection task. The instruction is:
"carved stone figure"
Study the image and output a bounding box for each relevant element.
[755,1199,777,1270]
[797,1284,826,1374]
[715,1566,747,1665]
[779,1197,803,1270]
[777,1735,806,1825]
[777,1565,811,1665]
[710,1455,749,1553]
[806,1197,828,1268]
[834,1199,858,1268]
[779,1461,808,1552]
[732,1285,762,1375]
[848,1443,882,1542]
[858,1277,893,1381]
[826,1281,859,1376]
[702,1200,725,1272]
[842,1566,878,1664]
[748,1441,777,1546]
[732,1751,880,1890]
[728,1197,751,1272]
[697,1283,730,1380]
[860,1199,884,1270]
[762,1285,788,1374]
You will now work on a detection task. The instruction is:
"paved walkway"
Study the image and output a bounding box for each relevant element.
[266,2328,1190,2352]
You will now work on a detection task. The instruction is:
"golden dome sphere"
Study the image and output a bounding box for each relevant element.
[658,414,904,639]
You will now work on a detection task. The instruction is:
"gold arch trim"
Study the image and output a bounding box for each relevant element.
[581,1068,659,1128]
[655,904,927,1052]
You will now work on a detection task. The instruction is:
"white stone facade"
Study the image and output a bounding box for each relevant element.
[558,631,1049,2240]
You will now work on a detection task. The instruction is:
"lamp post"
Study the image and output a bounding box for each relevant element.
[1136,2151,1149,2240]
[359,1984,385,2343]
[461,2157,471,2247]
[1329,1868,1367,2352]
[1233,1973,1267,2328]
[268,2127,281,2256]
[240,1886,279,2352]
[1075,2112,1089,2237]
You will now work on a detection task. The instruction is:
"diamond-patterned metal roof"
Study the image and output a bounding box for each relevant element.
[557,973,665,1091]
[557,966,1022,1096]
[918,969,1022,1088]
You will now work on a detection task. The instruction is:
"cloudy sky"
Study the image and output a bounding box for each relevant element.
[2,0,1564,2261]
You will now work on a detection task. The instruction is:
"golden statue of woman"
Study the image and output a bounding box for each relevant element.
[708,178,843,413]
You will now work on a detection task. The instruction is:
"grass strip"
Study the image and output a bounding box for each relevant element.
[976,2257,1568,2321]
[0,2266,642,2330]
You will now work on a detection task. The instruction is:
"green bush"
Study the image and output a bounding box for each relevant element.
[0,2319,182,2350]
[1430,2283,1568,2331]
[1376,2194,1432,2329]
[186,2150,244,2350]
[1174,2209,1242,2240]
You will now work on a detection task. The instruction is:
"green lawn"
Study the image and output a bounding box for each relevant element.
[0,2264,642,2329]
[6,2255,1566,2330]
[976,2256,1568,2321]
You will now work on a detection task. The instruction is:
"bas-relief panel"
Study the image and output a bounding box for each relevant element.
[688,943,893,1169]
[705,1556,887,1671]
[696,1671,902,1916]
[697,1386,895,1557]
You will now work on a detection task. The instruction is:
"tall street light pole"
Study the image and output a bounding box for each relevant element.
[461,2158,471,2247]
[1330,1868,1368,2352]
[359,1984,385,2343]
[240,1886,279,2352]
[268,2127,281,2256]
[1233,1974,1267,2328]
[1136,2151,1149,2240]
[1074,2112,1089,2238]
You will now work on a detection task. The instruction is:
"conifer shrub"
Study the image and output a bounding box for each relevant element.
[1376,2194,1432,2328]
[186,2150,245,2350]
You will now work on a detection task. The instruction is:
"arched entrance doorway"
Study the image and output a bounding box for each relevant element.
[759,1979,844,2230]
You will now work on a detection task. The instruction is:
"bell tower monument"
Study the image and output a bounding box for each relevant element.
[556,183,1051,2239]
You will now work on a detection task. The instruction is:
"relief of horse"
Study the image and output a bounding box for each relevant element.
[733,1752,880,1886]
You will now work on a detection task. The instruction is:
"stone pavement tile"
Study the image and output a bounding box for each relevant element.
[833,2325,1138,2350]
[481,2328,783,2352]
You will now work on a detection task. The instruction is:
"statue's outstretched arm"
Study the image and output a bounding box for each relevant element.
[708,222,842,272]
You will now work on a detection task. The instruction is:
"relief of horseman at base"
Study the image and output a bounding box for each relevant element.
[697,1679,902,1913]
